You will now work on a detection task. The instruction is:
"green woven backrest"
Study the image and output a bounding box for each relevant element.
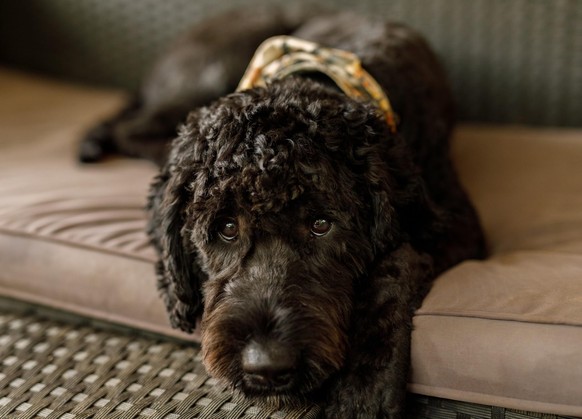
[0,0,580,127]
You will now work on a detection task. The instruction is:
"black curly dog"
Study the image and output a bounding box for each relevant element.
[80,7,486,418]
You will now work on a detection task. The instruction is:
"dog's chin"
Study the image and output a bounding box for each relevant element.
[226,366,329,408]
[239,381,296,401]
[234,379,310,409]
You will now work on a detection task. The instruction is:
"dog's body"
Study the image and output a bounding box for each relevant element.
[81,8,486,418]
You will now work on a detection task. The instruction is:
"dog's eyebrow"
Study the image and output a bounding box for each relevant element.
[237,35,398,134]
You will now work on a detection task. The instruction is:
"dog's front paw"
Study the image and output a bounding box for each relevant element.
[323,398,401,419]
[78,124,116,163]
[322,379,404,419]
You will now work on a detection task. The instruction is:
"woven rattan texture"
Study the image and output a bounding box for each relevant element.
[406,394,580,419]
[0,0,580,127]
[0,309,320,419]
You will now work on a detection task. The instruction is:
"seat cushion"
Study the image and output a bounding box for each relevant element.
[410,126,582,415]
[0,68,197,341]
[411,253,582,415]
[1,68,581,415]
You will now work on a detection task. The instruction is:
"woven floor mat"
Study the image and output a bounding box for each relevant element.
[406,394,580,419]
[0,308,321,419]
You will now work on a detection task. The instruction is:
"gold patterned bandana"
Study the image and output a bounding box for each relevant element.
[236,35,398,133]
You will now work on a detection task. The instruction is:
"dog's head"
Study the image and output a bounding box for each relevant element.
[147,77,438,402]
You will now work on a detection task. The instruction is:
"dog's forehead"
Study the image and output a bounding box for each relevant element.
[224,145,336,217]
[200,129,341,211]
[188,140,353,227]
[186,84,375,221]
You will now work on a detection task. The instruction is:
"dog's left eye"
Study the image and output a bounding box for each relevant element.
[310,218,332,237]
[217,218,239,242]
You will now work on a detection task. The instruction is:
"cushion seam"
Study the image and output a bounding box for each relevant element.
[0,226,155,264]
[414,311,582,329]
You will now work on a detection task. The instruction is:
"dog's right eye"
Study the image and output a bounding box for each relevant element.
[217,218,238,242]
[310,218,333,237]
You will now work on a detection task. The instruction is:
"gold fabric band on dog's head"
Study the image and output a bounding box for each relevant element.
[236,35,398,134]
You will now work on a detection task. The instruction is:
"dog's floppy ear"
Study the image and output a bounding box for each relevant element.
[368,157,445,255]
[147,140,206,333]
[351,110,445,255]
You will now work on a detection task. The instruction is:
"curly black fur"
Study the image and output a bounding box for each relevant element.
[82,9,486,418]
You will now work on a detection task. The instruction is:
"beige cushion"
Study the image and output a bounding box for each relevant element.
[0,68,197,341]
[411,126,582,415]
[1,68,581,414]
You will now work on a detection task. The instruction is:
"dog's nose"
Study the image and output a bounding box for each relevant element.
[241,340,296,388]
